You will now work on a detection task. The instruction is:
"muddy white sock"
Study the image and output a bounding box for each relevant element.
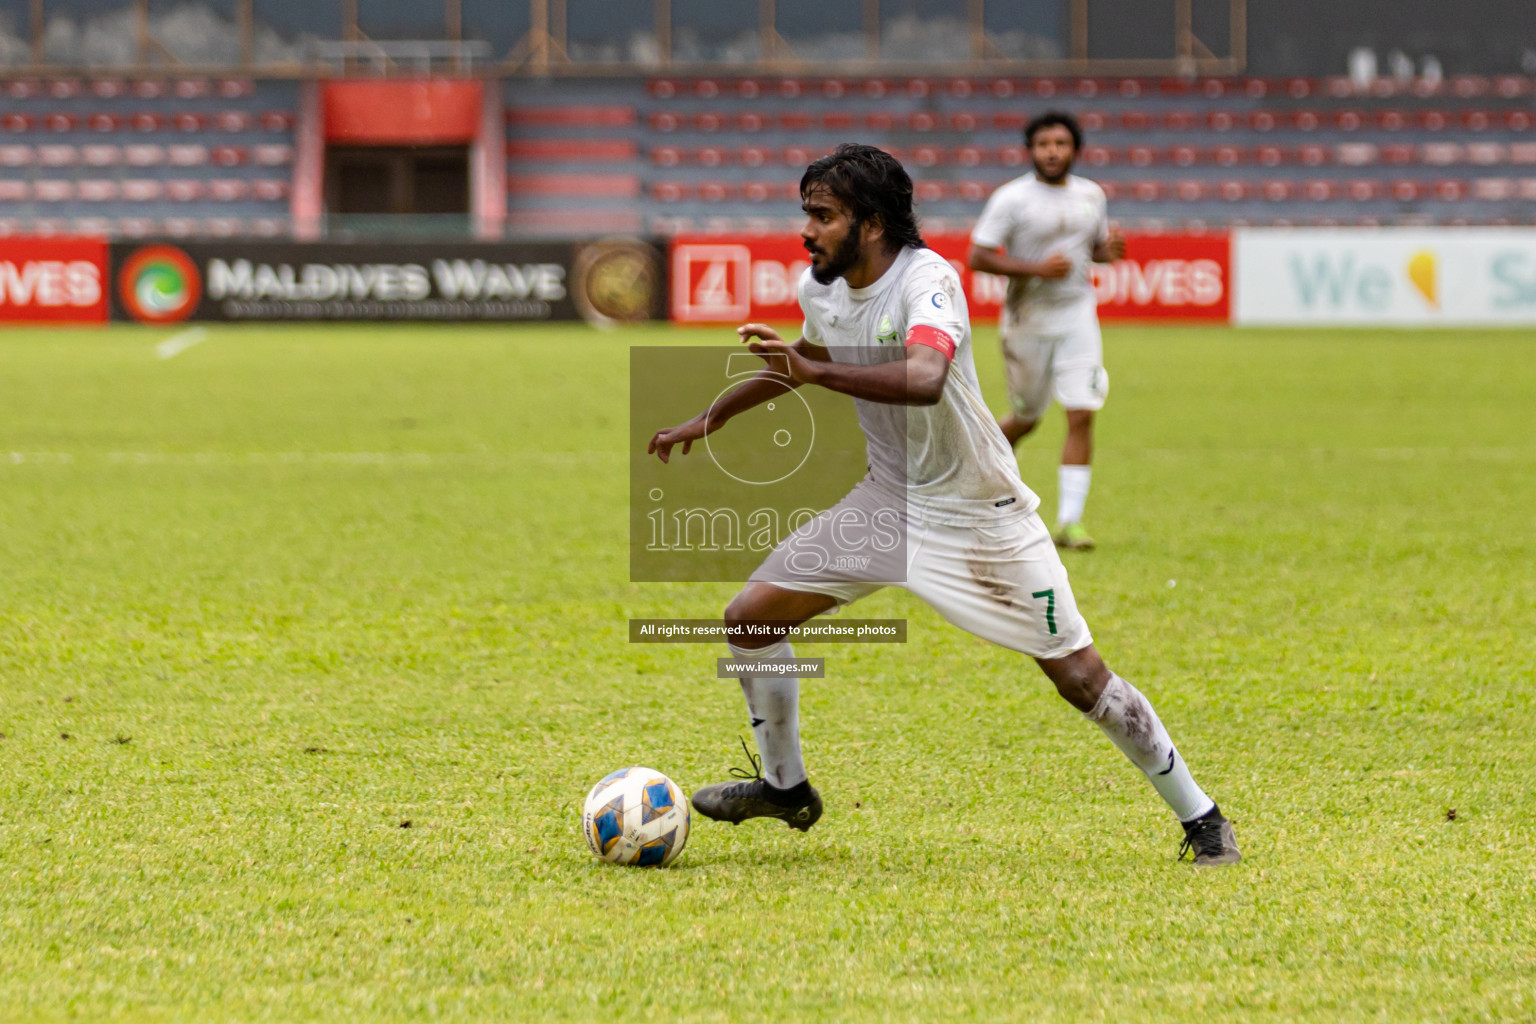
[1058,464,1092,526]
[1085,673,1214,822]
[728,639,807,789]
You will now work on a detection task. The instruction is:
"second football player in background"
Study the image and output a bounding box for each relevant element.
[969,111,1125,551]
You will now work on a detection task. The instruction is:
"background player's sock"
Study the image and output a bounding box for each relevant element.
[1057,465,1092,526]
[1085,673,1215,822]
[728,639,807,790]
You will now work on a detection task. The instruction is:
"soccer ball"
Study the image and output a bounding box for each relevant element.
[582,767,691,867]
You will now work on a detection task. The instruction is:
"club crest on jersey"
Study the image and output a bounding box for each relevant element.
[875,313,898,343]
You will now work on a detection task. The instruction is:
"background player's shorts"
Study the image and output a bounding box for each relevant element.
[750,483,1093,660]
[1000,302,1108,421]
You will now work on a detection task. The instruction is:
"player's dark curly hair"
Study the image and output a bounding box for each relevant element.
[1024,110,1084,151]
[799,143,925,253]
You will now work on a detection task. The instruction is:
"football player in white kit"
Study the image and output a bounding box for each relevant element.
[648,145,1239,864]
[969,111,1126,551]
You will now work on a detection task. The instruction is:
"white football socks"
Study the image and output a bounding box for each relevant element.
[1057,464,1092,526]
[728,639,807,789]
[1086,674,1215,822]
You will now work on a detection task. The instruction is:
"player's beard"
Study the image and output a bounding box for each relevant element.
[1033,155,1073,184]
[807,219,865,284]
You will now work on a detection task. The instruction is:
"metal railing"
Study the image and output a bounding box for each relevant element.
[306,40,495,76]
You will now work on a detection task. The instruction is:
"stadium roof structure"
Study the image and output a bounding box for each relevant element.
[0,0,1245,78]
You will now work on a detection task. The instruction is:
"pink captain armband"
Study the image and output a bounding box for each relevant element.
[905,324,956,360]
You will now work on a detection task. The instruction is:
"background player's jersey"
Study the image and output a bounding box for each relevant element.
[798,247,1038,525]
[970,173,1109,334]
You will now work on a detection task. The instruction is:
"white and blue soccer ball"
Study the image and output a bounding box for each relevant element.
[582,767,690,868]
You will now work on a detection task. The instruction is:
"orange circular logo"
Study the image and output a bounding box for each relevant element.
[119,245,201,323]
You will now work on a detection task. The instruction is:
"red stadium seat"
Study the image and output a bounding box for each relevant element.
[209,180,250,201]
[168,145,209,166]
[122,179,164,201]
[1422,143,1462,165]
[82,144,119,166]
[76,180,119,201]
[0,181,28,200]
[253,179,288,201]
[33,179,74,201]
[507,173,637,198]
[1345,179,1382,200]
[507,106,633,128]
[125,144,165,166]
[252,144,293,166]
[37,144,76,165]
[1336,143,1378,166]
[0,144,31,166]
[165,180,206,201]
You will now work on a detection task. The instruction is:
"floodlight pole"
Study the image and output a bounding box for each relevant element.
[239,0,254,67]
[1070,0,1087,66]
[656,0,671,66]
[29,0,42,67]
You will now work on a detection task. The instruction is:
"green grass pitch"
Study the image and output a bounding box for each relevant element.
[0,321,1532,1021]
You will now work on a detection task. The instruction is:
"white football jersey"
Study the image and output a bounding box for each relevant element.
[970,173,1109,334]
[798,246,1038,526]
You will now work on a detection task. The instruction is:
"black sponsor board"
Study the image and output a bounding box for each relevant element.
[108,239,664,324]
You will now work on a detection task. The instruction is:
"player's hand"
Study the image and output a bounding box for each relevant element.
[739,324,818,385]
[1100,226,1128,262]
[1033,253,1073,279]
[648,415,709,464]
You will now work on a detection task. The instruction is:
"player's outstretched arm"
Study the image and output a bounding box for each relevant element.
[742,328,950,407]
[968,244,1071,280]
[647,326,825,463]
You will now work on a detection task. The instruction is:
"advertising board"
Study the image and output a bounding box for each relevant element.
[0,237,109,323]
[109,239,665,324]
[670,233,1230,324]
[1234,228,1536,325]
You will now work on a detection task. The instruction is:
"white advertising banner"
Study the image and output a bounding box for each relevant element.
[1234,228,1536,325]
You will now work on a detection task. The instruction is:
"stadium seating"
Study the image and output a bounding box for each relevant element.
[505,72,1536,236]
[2,72,1531,239]
[0,77,297,237]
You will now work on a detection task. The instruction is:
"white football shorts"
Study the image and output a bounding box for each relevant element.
[1000,301,1108,421]
[749,482,1093,660]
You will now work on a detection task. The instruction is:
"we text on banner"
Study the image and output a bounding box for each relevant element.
[1234,227,1536,325]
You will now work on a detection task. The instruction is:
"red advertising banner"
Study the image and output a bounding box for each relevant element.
[0,237,109,323]
[670,233,1230,324]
